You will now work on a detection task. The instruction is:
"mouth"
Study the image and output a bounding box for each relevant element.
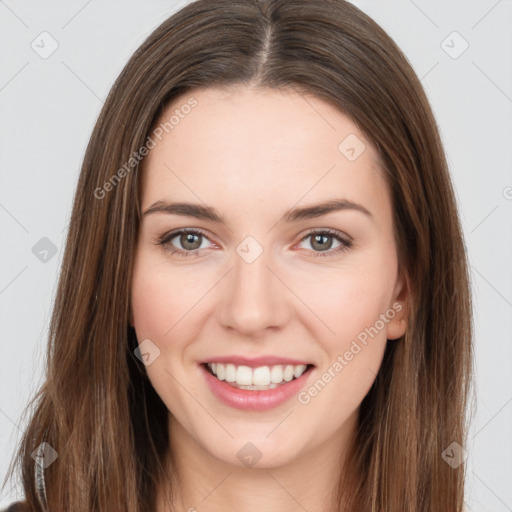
[203,362,314,390]
[199,361,315,411]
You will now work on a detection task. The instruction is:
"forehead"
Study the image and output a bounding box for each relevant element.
[140,85,391,224]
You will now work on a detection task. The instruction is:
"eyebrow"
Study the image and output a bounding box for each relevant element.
[142,198,374,224]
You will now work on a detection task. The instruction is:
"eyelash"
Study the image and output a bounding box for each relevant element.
[155,228,353,259]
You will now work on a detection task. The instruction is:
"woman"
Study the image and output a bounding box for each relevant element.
[2,0,473,510]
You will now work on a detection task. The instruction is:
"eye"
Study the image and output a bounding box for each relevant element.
[297,229,352,257]
[155,228,352,259]
[156,229,214,258]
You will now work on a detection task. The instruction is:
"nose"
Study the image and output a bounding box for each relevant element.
[217,240,290,336]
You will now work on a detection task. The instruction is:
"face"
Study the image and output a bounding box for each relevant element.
[130,85,407,469]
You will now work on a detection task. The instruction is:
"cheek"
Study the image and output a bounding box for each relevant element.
[131,272,171,338]
[131,245,194,339]
[130,258,195,417]
[296,298,389,425]
[130,252,208,376]
[294,252,396,407]
[303,258,396,347]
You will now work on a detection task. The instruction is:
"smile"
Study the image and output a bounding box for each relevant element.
[206,362,310,389]
[200,360,315,411]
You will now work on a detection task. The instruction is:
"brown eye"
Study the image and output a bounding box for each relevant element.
[310,233,334,251]
[178,232,202,250]
[298,229,352,258]
[157,229,212,258]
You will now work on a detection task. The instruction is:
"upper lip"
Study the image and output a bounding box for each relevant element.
[201,355,314,368]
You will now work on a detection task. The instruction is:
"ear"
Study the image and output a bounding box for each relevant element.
[386,270,409,340]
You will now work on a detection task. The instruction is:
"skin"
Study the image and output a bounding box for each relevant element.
[130,85,408,512]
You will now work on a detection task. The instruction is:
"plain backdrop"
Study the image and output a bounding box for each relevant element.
[1,1,511,510]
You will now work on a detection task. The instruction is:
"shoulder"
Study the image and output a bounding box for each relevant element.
[0,502,32,512]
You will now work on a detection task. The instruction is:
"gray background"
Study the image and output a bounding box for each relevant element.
[1,0,511,510]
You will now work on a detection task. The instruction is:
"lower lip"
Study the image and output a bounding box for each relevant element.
[200,364,314,411]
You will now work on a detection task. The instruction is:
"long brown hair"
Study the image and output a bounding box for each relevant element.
[3,0,473,510]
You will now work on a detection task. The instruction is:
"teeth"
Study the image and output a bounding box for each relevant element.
[270,365,283,384]
[283,365,294,382]
[236,365,253,385]
[207,362,308,387]
[253,366,270,385]
[293,365,306,378]
[216,363,225,381]
[225,364,236,382]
